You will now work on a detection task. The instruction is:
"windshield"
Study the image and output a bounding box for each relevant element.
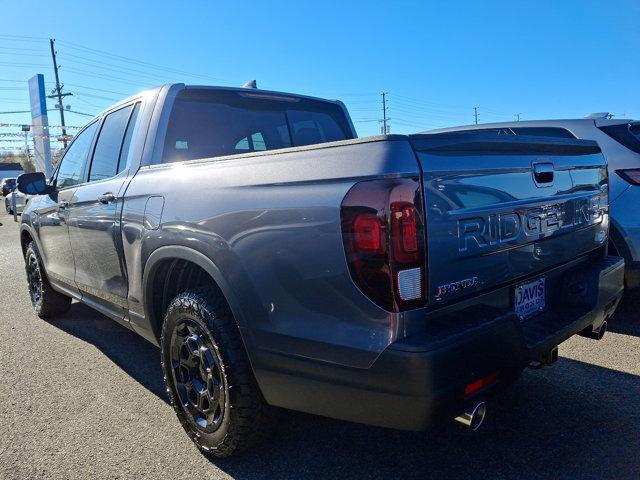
[161,89,354,164]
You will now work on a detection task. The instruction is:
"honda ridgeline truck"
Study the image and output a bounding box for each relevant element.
[16,84,624,457]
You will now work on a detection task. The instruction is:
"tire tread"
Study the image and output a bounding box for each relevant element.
[160,286,270,458]
[25,241,71,318]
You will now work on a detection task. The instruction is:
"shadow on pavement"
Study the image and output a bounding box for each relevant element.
[608,289,640,337]
[46,301,168,402]
[216,358,640,480]
[47,301,640,480]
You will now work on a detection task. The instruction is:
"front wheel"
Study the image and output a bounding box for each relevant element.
[160,286,271,458]
[24,241,71,318]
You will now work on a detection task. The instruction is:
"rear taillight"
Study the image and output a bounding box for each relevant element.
[616,168,640,185]
[341,178,426,312]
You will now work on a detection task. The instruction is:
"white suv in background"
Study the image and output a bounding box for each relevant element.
[427,115,640,288]
[4,189,30,215]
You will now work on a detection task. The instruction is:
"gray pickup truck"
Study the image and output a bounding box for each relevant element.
[16,84,624,457]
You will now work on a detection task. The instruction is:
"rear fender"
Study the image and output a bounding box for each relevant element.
[142,245,249,339]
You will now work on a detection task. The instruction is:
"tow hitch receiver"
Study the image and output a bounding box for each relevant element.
[529,346,559,369]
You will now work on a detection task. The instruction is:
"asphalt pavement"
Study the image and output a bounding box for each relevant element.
[0,211,638,480]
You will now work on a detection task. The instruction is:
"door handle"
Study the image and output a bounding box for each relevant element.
[57,200,69,210]
[98,192,116,204]
[532,162,554,186]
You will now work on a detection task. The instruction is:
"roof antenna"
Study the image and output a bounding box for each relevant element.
[242,80,257,89]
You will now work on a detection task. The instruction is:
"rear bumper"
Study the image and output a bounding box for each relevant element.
[254,255,624,430]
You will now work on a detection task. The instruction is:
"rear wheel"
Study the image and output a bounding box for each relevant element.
[24,241,72,318]
[161,286,270,458]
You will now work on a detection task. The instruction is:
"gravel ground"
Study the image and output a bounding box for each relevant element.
[0,211,638,480]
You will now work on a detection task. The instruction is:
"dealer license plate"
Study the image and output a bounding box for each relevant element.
[514,278,545,318]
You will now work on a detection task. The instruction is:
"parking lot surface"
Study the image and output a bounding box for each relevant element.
[0,211,638,480]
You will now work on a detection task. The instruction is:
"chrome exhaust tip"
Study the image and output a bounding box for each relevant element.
[454,402,487,431]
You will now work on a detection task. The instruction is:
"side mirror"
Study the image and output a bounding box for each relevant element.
[17,172,51,195]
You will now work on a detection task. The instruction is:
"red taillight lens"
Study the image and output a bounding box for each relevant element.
[616,168,640,185]
[353,213,384,252]
[341,178,426,312]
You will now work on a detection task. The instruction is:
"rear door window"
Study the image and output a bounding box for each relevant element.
[89,104,134,182]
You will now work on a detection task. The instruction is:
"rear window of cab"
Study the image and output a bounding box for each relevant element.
[161,89,354,164]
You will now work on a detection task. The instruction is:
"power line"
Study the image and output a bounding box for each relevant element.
[0,121,82,129]
[0,110,31,115]
[66,110,94,117]
[0,45,46,53]
[63,67,155,88]
[0,51,48,58]
[56,39,233,83]
[61,55,178,84]
[65,83,129,96]
[387,106,468,122]
[73,94,107,110]
[0,62,50,68]
[0,34,47,41]
[391,93,470,111]
[72,91,120,102]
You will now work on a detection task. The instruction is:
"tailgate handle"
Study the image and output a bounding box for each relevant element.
[533,162,554,185]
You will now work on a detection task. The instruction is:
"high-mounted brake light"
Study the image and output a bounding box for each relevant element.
[341,178,426,312]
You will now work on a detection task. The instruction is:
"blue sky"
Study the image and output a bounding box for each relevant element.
[1,0,638,150]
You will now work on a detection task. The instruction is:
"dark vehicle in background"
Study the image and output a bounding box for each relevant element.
[1,177,17,197]
[16,84,624,457]
[426,115,640,289]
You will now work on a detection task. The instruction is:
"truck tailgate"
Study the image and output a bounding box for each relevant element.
[410,134,608,305]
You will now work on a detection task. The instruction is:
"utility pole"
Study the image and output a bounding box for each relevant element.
[48,38,72,149]
[516,113,522,122]
[380,92,390,135]
[474,106,479,125]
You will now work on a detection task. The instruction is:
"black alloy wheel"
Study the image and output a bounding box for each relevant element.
[170,318,227,432]
[26,250,44,307]
[23,241,72,318]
